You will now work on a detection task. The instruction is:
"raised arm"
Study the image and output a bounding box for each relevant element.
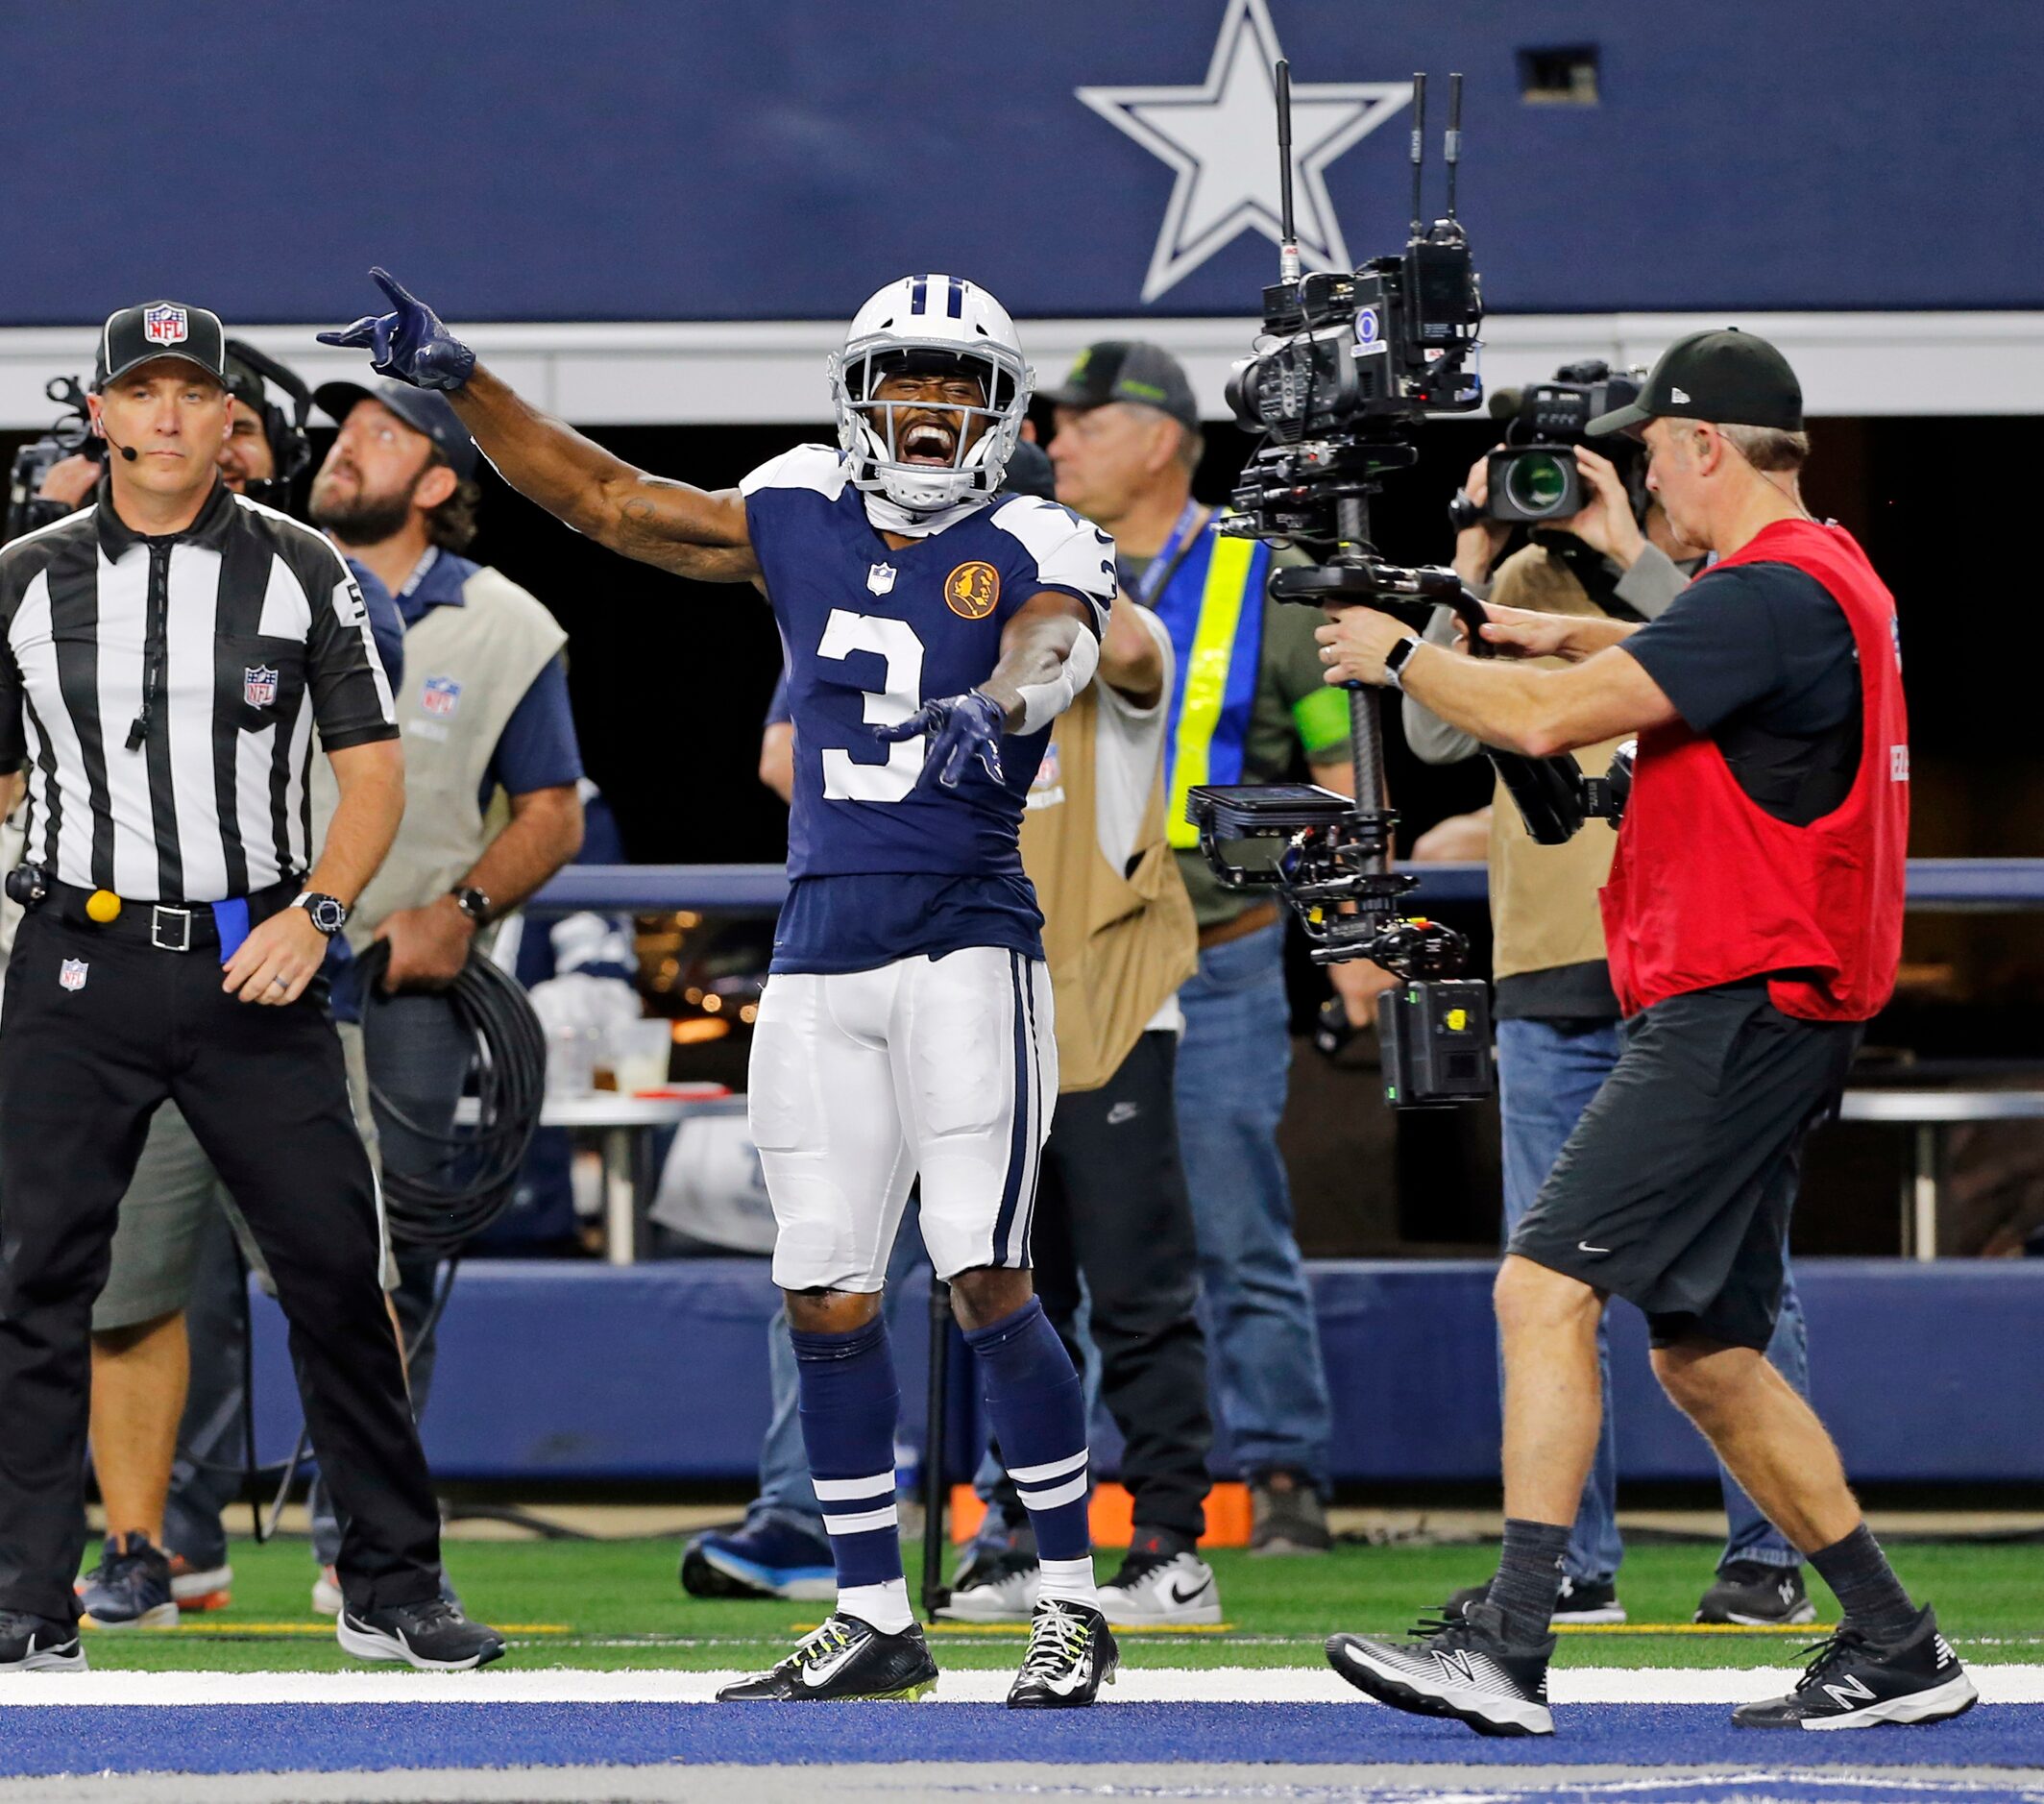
[320,269,757,583]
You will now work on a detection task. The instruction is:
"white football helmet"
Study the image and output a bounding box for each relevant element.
[829,275,1032,515]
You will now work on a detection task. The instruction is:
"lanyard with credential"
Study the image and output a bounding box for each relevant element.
[1121,499,1210,608]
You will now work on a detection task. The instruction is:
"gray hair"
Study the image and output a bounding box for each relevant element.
[1720,423,1810,474]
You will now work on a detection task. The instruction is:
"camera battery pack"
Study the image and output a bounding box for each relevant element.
[1376,979,1494,1107]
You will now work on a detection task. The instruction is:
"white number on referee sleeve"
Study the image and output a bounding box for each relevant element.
[816,609,926,802]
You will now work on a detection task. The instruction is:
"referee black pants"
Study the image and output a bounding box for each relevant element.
[0,910,443,1624]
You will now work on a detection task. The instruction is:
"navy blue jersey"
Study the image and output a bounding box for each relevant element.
[742,446,1114,973]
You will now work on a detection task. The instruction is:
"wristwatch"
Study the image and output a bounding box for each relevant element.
[1382,634,1424,690]
[292,891,349,938]
[450,885,492,928]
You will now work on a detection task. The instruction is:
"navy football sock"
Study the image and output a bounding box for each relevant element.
[966,1297,1095,1607]
[791,1313,911,1632]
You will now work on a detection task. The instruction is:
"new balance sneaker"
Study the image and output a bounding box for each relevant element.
[1006,1597,1119,1708]
[716,1613,938,1701]
[0,1611,86,1672]
[77,1533,179,1629]
[312,1566,343,1617]
[938,1546,1040,1621]
[1099,1536,1222,1627]
[1327,1599,1555,1737]
[1249,1471,1330,1554]
[1732,1606,1978,1729]
[681,1514,837,1602]
[1697,1561,1818,1626]
[336,1597,505,1671]
[1446,1574,1626,1625]
[167,1555,231,1613]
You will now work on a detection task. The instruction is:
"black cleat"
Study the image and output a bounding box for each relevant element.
[716,1612,937,1701]
[1697,1560,1818,1626]
[1327,1599,1554,1737]
[337,1596,505,1671]
[1007,1597,1119,1709]
[1732,1606,1978,1729]
[1447,1573,1625,1625]
[0,1611,86,1672]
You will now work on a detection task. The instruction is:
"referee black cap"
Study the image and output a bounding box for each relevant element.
[313,377,480,480]
[1588,329,1803,439]
[93,301,228,392]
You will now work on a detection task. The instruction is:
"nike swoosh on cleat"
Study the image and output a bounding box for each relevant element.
[799,1641,864,1688]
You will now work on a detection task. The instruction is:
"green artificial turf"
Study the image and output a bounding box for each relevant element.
[74,1535,2042,1673]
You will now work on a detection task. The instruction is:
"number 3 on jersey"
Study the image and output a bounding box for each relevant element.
[817,608,927,802]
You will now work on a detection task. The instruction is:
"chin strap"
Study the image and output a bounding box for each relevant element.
[862,488,991,540]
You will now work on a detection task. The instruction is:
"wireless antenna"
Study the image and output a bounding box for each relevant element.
[1444,72,1463,221]
[1275,59,1300,282]
[1408,72,1427,238]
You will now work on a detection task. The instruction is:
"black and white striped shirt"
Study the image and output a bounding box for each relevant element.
[0,481,398,904]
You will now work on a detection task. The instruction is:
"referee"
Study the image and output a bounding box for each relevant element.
[1315,330,1974,1735]
[0,301,501,1674]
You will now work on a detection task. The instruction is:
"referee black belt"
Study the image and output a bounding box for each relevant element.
[34,877,297,952]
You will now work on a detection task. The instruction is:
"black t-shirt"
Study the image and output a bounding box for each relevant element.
[1622,560,1861,826]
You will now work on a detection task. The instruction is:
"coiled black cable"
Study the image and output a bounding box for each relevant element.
[355,939,548,1258]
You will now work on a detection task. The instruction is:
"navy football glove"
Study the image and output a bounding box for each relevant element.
[317,268,475,392]
[873,690,1007,789]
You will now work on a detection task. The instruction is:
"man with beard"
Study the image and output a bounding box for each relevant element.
[292,378,585,1613]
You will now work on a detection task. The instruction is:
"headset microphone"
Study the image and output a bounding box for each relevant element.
[97,423,137,463]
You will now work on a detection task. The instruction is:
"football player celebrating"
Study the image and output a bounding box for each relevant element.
[322,271,1121,1708]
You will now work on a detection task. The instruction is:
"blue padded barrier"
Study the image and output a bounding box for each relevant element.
[246,1258,2044,1486]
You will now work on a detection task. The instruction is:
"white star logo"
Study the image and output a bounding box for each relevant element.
[1077,0,1411,305]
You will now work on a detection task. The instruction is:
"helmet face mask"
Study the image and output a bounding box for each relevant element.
[830,276,1032,515]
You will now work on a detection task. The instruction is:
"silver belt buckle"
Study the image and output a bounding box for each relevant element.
[150,906,193,953]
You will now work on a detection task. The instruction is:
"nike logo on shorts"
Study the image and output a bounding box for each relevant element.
[1577,1241,1612,1255]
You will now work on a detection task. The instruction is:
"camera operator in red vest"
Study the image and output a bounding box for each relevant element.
[1314,333,1969,1737]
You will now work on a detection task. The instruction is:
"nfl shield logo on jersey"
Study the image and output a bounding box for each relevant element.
[59,959,87,992]
[867,562,897,596]
[143,303,188,346]
[422,675,462,719]
[243,666,278,708]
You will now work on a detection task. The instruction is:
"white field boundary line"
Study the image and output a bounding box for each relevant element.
[0,1667,2040,1707]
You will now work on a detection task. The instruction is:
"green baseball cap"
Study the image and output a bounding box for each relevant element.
[1587,329,1803,439]
[1040,340,1201,430]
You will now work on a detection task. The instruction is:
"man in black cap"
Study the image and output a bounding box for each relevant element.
[295,378,584,1613]
[1316,331,1971,1736]
[0,301,502,1672]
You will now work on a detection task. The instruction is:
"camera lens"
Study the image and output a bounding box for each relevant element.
[1505,451,1571,518]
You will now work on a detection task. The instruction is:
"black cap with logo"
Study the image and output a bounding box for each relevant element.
[1040,340,1201,431]
[1587,329,1803,439]
[93,301,228,392]
[313,377,480,480]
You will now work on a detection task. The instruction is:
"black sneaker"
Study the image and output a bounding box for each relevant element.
[0,1610,86,1672]
[1446,1574,1626,1626]
[1732,1606,1978,1729]
[1697,1561,1818,1626]
[1007,1597,1119,1709]
[336,1597,506,1671]
[1326,1599,1555,1737]
[717,1613,938,1701]
[77,1531,179,1629]
[1249,1470,1331,1554]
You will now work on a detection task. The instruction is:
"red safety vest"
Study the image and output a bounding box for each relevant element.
[1601,518,1909,1022]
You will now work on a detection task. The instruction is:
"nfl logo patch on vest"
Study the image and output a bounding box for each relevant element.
[143,304,188,346]
[59,960,87,992]
[243,666,278,708]
[422,675,463,718]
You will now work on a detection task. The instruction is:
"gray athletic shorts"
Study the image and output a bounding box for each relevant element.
[1508,979,1860,1352]
[91,1018,396,1332]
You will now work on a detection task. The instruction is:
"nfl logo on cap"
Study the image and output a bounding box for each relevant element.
[143,304,188,347]
[244,666,278,708]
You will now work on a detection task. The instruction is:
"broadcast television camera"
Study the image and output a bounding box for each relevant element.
[1184,66,1605,1108]
[5,376,99,545]
[1450,360,1648,528]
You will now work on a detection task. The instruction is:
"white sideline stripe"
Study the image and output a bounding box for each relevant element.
[812,1473,894,1503]
[2,1666,2040,1707]
[818,1504,898,1535]
[1008,1447,1088,1486]
[1013,1473,1090,1512]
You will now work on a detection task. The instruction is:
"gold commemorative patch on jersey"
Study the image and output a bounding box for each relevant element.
[944,561,1000,620]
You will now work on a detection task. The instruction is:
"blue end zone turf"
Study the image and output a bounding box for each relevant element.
[0,1703,2036,1777]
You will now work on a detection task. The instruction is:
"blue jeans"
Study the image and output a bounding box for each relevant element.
[1174,921,1332,1492]
[1497,1015,1809,1581]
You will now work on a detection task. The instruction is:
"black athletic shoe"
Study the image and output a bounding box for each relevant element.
[77,1531,179,1629]
[716,1612,938,1701]
[336,1597,505,1671]
[1327,1599,1555,1737]
[1006,1597,1119,1708]
[1732,1606,1978,1729]
[0,1610,86,1672]
[1446,1574,1626,1625]
[1696,1560,1818,1626]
